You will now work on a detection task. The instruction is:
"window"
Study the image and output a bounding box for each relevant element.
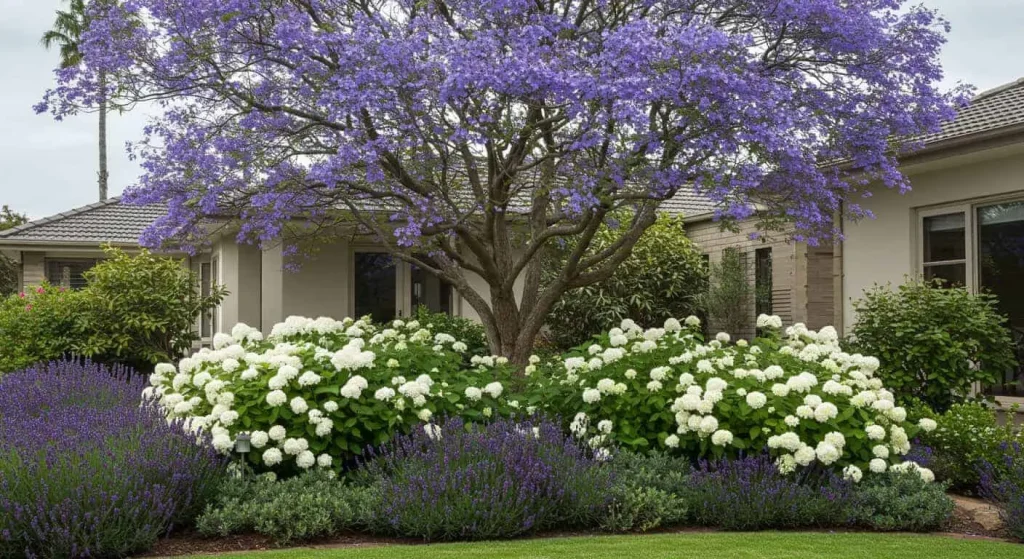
[755,248,773,316]
[45,259,98,289]
[354,252,397,323]
[921,212,968,286]
[918,199,1024,397]
[411,263,453,315]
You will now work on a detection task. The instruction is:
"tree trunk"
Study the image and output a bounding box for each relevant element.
[98,70,109,202]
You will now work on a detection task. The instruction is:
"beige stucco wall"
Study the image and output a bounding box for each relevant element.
[841,143,1024,333]
[283,239,351,320]
[216,240,263,329]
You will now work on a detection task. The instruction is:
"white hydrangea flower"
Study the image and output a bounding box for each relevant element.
[794,445,816,466]
[423,424,442,440]
[290,397,309,414]
[464,386,483,401]
[283,437,309,455]
[268,425,287,441]
[784,415,800,427]
[262,448,283,466]
[698,416,718,434]
[866,425,886,440]
[374,387,396,401]
[813,402,838,423]
[583,388,601,404]
[843,465,864,483]
[418,409,433,421]
[266,390,287,407]
[918,418,938,432]
[298,371,322,386]
[324,401,339,412]
[240,368,259,381]
[250,431,269,448]
[664,434,680,448]
[296,450,316,469]
[869,458,887,473]
[484,382,503,398]
[745,391,767,409]
[824,432,846,449]
[711,429,734,446]
[647,380,663,392]
[317,453,333,468]
[212,433,233,454]
[597,420,613,434]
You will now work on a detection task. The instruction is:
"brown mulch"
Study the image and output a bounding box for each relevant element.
[139,497,1016,557]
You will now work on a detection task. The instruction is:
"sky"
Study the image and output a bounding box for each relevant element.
[1,0,1023,220]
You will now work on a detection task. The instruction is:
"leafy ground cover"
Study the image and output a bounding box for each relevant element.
[187,533,1021,559]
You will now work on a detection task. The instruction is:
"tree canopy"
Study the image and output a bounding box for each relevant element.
[38,0,968,360]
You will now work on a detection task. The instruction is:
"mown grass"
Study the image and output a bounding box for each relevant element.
[190,531,1020,558]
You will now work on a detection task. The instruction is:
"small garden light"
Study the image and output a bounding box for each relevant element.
[234,432,251,455]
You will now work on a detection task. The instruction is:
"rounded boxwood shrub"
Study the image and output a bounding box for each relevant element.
[0,360,227,558]
[149,316,525,474]
[544,213,708,349]
[848,278,1018,412]
[539,314,935,480]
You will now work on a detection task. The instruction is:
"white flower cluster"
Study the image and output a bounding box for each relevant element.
[146,315,511,472]
[562,315,932,481]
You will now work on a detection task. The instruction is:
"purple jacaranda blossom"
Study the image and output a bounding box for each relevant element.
[0,360,227,558]
[37,0,971,362]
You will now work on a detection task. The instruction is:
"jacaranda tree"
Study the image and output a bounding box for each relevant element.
[38,0,967,362]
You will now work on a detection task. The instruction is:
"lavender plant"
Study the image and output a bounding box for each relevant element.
[362,417,613,540]
[686,454,854,530]
[0,360,227,558]
[980,441,1024,540]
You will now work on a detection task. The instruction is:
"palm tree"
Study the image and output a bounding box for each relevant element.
[41,0,109,202]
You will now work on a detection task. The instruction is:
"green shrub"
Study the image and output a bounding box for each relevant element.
[850,471,954,531]
[703,247,752,338]
[197,472,376,545]
[0,247,224,374]
[78,247,226,370]
[540,316,930,478]
[917,402,1024,490]
[849,279,1018,412]
[0,205,27,297]
[413,305,489,359]
[0,284,85,373]
[602,451,690,532]
[545,213,707,349]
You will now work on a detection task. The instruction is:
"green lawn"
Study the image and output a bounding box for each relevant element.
[191,532,1020,559]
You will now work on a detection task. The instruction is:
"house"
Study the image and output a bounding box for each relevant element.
[838,77,1024,402]
[0,186,834,345]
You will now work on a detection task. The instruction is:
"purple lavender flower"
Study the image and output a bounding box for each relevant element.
[0,360,227,558]
[979,441,1024,540]
[687,454,854,530]
[363,417,612,540]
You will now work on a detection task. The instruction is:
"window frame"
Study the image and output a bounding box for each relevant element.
[43,258,99,290]
[916,193,1024,406]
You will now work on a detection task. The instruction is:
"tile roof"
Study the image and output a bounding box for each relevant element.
[918,78,1024,147]
[0,187,717,246]
[0,197,168,244]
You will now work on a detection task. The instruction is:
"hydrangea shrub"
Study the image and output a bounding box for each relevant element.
[543,315,936,480]
[148,316,524,473]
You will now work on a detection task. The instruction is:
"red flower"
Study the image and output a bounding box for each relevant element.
[36,287,45,294]
[18,292,25,298]
[25,305,32,312]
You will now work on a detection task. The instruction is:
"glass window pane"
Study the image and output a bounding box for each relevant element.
[411,264,453,315]
[923,213,966,262]
[755,248,773,316]
[354,252,396,323]
[978,201,1024,396]
[45,259,96,290]
[923,263,966,287]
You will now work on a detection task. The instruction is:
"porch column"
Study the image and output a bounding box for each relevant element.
[261,245,285,335]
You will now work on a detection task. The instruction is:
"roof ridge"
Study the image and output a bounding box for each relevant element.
[972,77,1024,103]
[0,197,124,239]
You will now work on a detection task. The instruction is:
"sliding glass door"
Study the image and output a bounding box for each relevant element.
[352,252,456,323]
[977,201,1024,396]
[353,252,397,323]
